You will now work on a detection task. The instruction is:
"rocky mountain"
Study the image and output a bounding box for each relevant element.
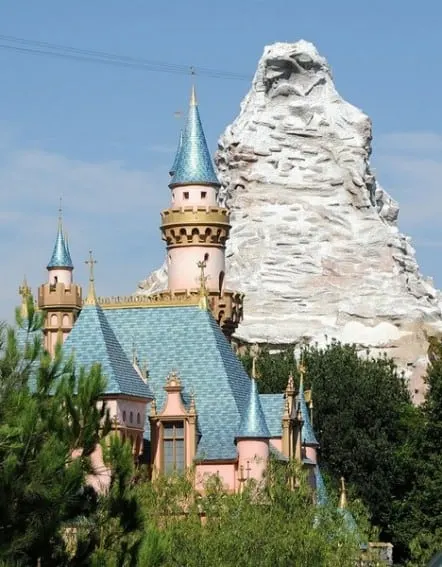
[138,40,442,401]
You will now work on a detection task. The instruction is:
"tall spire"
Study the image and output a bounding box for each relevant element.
[169,86,220,188]
[294,361,319,446]
[84,250,97,305]
[47,201,73,269]
[339,477,348,509]
[237,376,270,439]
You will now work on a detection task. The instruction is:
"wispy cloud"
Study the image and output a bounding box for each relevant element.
[374,131,442,225]
[0,144,169,322]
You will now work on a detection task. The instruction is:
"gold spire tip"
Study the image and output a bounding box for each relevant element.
[197,260,209,310]
[190,82,197,106]
[58,196,63,227]
[339,477,348,509]
[84,250,98,305]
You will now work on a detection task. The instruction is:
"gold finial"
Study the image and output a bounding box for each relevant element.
[150,399,157,417]
[283,396,290,418]
[286,373,295,392]
[339,477,348,509]
[197,260,209,310]
[309,385,314,424]
[190,67,197,106]
[142,359,149,381]
[19,275,31,300]
[298,361,306,389]
[252,356,258,379]
[188,392,196,415]
[84,250,97,305]
[58,196,63,227]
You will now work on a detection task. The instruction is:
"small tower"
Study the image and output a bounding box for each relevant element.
[38,208,82,355]
[160,86,243,339]
[235,359,270,488]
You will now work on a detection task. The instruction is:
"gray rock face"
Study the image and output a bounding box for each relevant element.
[139,40,442,400]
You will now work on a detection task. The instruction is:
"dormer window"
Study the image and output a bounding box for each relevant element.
[162,421,185,473]
[150,372,197,478]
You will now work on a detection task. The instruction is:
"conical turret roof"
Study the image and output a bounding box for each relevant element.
[47,214,73,269]
[169,86,220,188]
[237,377,270,439]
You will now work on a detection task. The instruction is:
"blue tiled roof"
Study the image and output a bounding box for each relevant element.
[295,381,319,446]
[237,378,270,439]
[169,129,183,177]
[47,222,73,269]
[315,465,328,506]
[169,87,220,188]
[103,305,252,460]
[260,394,284,437]
[62,303,153,400]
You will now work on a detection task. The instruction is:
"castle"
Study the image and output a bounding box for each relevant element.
[21,86,330,502]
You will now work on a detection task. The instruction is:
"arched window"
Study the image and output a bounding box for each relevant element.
[123,410,126,422]
[130,411,133,424]
[204,253,209,262]
[137,412,141,425]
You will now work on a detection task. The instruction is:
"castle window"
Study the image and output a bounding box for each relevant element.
[123,411,126,422]
[183,191,189,200]
[130,411,133,424]
[201,191,207,199]
[137,412,141,425]
[162,421,185,474]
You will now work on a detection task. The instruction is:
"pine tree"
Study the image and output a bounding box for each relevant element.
[0,298,111,565]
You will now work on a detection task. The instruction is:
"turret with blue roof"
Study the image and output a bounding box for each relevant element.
[169,86,220,188]
[37,205,83,355]
[47,207,73,270]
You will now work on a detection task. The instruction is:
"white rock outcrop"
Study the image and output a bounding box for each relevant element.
[139,40,442,400]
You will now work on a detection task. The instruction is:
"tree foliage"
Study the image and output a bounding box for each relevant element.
[0,300,146,566]
[135,462,364,567]
[240,341,422,564]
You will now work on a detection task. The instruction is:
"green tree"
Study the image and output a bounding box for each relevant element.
[136,462,365,567]
[0,300,111,565]
[402,339,442,566]
[240,342,419,564]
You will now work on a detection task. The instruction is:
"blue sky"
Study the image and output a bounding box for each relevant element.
[0,0,441,320]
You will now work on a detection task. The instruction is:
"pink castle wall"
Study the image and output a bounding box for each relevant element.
[168,246,225,291]
[237,439,269,483]
[49,268,72,286]
[172,185,218,207]
[195,463,237,492]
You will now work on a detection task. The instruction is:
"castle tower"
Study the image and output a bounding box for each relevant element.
[38,209,82,355]
[162,86,229,293]
[235,365,270,488]
[160,87,243,338]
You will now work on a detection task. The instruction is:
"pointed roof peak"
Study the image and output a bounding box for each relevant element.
[84,250,98,305]
[169,86,220,188]
[190,84,197,106]
[295,361,319,446]
[47,204,73,270]
[339,477,348,509]
[237,376,270,439]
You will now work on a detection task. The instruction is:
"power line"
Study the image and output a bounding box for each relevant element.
[0,33,251,81]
